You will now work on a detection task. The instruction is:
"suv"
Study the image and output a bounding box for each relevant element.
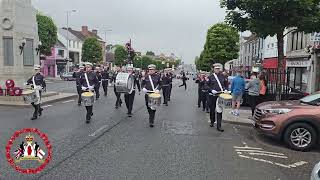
[254,92,320,151]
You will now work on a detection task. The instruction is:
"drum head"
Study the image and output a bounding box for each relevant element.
[149,93,161,98]
[219,93,232,100]
[22,90,34,95]
[82,92,94,97]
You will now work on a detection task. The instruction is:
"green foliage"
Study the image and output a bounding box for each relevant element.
[197,23,239,71]
[81,38,103,64]
[133,56,180,70]
[146,51,155,56]
[36,13,57,56]
[114,46,128,66]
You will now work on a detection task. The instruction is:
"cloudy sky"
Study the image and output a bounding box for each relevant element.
[31,0,226,64]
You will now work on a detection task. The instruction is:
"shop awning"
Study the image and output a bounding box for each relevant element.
[263,57,286,69]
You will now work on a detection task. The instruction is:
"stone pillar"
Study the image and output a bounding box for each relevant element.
[0,0,40,87]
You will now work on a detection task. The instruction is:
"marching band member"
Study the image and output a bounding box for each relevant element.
[113,67,123,108]
[208,64,227,132]
[80,63,98,124]
[161,69,171,106]
[101,65,110,96]
[124,65,141,117]
[95,66,102,100]
[168,70,173,101]
[26,65,46,120]
[141,64,162,128]
[73,65,84,105]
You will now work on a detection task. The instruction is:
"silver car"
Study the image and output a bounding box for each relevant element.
[311,162,320,180]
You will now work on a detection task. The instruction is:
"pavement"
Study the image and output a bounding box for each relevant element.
[0,79,318,180]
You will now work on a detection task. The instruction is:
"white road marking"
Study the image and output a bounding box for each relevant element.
[89,125,108,137]
[234,146,262,150]
[235,149,285,156]
[42,105,52,108]
[238,155,307,168]
[62,100,75,104]
[248,153,288,159]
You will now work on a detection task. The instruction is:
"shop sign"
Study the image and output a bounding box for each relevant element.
[286,60,311,67]
[310,32,320,42]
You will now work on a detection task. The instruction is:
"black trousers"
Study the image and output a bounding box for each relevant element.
[85,106,93,120]
[209,95,222,129]
[145,94,156,125]
[200,91,209,111]
[95,82,101,99]
[124,90,135,114]
[248,95,259,116]
[114,87,122,107]
[102,80,108,96]
[76,85,82,104]
[179,81,187,90]
[168,84,172,100]
[197,89,201,107]
[162,86,170,104]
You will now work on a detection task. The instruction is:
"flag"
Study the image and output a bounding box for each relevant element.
[37,149,45,159]
[14,148,23,159]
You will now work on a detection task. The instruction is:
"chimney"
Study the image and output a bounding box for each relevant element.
[92,29,98,35]
[81,26,89,35]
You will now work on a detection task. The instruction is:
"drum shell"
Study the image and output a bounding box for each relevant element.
[115,73,134,93]
[22,90,38,104]
[148,94,161,109]
[217,96,232,109]
[81,93,95,106]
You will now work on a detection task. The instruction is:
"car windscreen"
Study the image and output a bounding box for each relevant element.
[300,93,320,103]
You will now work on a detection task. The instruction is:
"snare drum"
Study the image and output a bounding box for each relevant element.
[217,93,233,110]
[81,92,95,106]
[115,73,134,93]
[22,90,38,104]
[148,93,161,109]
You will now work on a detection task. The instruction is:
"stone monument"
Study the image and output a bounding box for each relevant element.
[0,0,40,87]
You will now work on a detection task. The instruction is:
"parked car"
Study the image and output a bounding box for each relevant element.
[311,161,320,180]
[254,92,320,151]
[60,72,76,81]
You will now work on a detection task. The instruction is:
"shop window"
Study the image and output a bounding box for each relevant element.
[58,49,64,57]
[23,39,34,66]
[288,67,308,92]
[3,37,13,66]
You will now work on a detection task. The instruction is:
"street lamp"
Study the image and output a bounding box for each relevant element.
[66,9,77,73]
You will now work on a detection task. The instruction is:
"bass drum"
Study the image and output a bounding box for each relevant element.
[115,73,134,93]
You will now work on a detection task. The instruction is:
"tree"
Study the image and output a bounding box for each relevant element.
[114,45,128,66]
[36,13,57,56]
[146,51,155,56]
[221,0,320,100]
[81,38,103,64]
[197,23,239,71]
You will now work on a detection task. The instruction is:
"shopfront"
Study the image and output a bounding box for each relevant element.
[286,57,311,93]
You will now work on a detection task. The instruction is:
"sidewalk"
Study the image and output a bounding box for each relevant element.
[222,108,255,127]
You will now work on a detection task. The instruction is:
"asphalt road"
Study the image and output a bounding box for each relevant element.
[0,79,319,180]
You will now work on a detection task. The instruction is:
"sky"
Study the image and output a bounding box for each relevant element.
[31,0,226,64]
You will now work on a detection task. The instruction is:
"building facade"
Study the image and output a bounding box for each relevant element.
[0,0,40,87]
[262,35,288,69]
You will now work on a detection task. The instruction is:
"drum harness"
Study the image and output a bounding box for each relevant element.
[32,75,42,104]
[148,75,159,93]
[213,73,224,113]
[84,73,93,92]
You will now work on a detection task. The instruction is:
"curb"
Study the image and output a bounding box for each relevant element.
[223,119,254,127]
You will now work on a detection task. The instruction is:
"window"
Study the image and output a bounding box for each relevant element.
[69,40,72,48]
[73,41,75,48]
[58,49,64,57]
[271,43,274,48]
[23,39,34,66]
[267,44,270,48]
[301,32,304,50]
[291,32,296,51]
[3,37,13,66]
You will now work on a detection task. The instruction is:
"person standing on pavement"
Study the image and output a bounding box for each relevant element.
[179,71,187,90]
[94,66,102,100]
[141,64,162,128]
[259,73,267,104]
[73,65,84,105]
[195,73,205,109]
[80,63,98,124]
[101,66,110,96]
[26,65,46,120]
[246,72,261,117]
[230,70,245,116]
[124,65,141,117]
[168,70,173,101]
[208,64,227,132]
[113,67,123,109]
[161,69,171,106]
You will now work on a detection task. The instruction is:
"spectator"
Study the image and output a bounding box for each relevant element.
[246,72,261,118]
[230,70,245,116]
[259,73,267,104]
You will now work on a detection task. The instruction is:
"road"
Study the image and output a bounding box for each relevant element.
[0,79,319,180]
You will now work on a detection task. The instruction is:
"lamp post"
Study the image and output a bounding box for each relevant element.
[66,9,77,73]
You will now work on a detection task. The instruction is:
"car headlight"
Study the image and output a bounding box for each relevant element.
[262,108,292,115]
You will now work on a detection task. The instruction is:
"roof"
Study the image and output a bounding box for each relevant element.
[58,28,82,42]
[55,40,66,48]
[68,28,104,42]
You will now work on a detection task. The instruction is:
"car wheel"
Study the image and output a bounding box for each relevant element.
[283,123,317,151]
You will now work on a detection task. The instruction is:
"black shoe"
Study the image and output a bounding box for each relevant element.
[128,113,132,117]
[31,116,37,120]
[210,123,214,127]
[206,111,210,113]
[168,99,170,101]
[86,119,90,124]
[39,108,43,116]
[165,104,168,106]
[217,128,224,132]
[115,106,119,109]
[149,124,154,128]
[78,103,81,106]
[91,113,93,116]
[96,97,99,100]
